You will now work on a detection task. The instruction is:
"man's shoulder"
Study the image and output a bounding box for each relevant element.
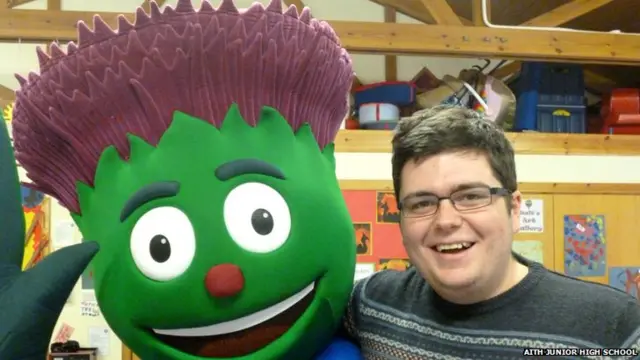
[541,269,635,307]
[537,269,639,346]
[358,267,422,302]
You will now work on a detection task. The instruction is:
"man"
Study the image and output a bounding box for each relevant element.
[343,106,640,359]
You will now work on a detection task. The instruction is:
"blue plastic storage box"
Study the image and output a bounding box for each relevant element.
[536,105,586,133]
[354,81,416,108]
[514,62,585,131]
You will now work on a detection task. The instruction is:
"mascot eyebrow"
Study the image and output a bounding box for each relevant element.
[11,0,360,359]
[120,181,180,222]
[214,159,287,181]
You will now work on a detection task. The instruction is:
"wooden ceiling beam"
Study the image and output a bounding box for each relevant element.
[494,0,615,78]
[282,0,305,9]
[141,0,166,12]
[383,6,397,81]
[471,0,489,26]
[521,0,614,27]
[7,0,35,8]
[2,10,640,66]
[369,0,471,25]
[419,0,462,26]
[47,0,60,10]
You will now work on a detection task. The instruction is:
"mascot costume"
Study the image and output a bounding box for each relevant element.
[0,115,98,358]
[11,0,360,359]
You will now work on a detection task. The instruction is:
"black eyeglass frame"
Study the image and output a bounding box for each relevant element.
[398,186,512,218]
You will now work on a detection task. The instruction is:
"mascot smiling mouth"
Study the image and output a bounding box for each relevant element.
[152,283,316,357]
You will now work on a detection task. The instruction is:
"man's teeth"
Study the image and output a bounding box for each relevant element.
[152,282,314,337]
[436,243,472,252]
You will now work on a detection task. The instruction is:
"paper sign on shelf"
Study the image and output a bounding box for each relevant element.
[519,199,544,233]
[88,327,110,355]
[54,323,75,343]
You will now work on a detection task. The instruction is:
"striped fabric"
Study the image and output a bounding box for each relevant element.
[342,259,640,360]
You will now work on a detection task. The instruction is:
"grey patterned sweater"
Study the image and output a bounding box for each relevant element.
[342,257,640,359]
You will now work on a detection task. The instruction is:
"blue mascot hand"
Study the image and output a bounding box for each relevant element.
[315,337,363,360]
[0,118,99,360]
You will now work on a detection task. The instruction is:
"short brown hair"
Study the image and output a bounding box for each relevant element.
[391,106,517,202]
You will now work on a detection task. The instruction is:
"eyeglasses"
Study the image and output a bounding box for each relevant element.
[399,186,511,218]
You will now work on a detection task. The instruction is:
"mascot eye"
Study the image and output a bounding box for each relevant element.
[130,206,196,281]
[223,182,291,253]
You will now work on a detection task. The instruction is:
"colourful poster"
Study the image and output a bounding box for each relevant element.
[512,240,543,264]
[342,189,406,267]
[563,215,606,277]
[353,222,372,256]
[379,258,411,271]
[608,267,640,298]
[376,191,400,224]
[21,186,50,270]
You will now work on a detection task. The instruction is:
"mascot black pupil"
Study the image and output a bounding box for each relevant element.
[251,208,274,235]
[150,235,171,263]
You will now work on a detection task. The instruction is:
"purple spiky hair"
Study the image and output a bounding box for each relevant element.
[11,0,353,213]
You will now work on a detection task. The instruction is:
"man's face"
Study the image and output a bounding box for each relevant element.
[399,150,521,301]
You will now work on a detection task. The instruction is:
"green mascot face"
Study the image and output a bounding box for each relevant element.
[72,106,355,359]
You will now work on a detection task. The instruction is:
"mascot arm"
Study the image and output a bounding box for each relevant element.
[0,118,99,359]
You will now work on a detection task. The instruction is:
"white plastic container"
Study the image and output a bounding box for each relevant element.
[358,103,400,125]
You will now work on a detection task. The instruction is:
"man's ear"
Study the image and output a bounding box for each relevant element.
[510,190,522,233]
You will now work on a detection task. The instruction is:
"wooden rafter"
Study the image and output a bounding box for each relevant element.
[282,0,305,9]
[47,0,60,10]
[383,6,397,81]
[493,0,614,78]
[7,0,34,8]
[1,10,640,66]
[141,0,167,12]
[521,0,614,27]
[471,0,488,26]
[369,0,471,25]
[419,0,462,26]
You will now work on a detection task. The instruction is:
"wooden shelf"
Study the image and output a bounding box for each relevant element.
[335,130,640,155]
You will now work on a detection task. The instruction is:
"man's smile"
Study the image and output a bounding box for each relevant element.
[150,282,316,357]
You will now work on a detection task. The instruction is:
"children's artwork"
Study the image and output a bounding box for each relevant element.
[21,186,51,270]
[379,258,411,271]
[608,267,640,298]
[376,191,400,223]
[53,323,75,343]
[354,263,376,282]
[563,215,606,277]
[512,240,544,264]
[3,101,13,143]
[342,189,406,265]
[353,222,372,256]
